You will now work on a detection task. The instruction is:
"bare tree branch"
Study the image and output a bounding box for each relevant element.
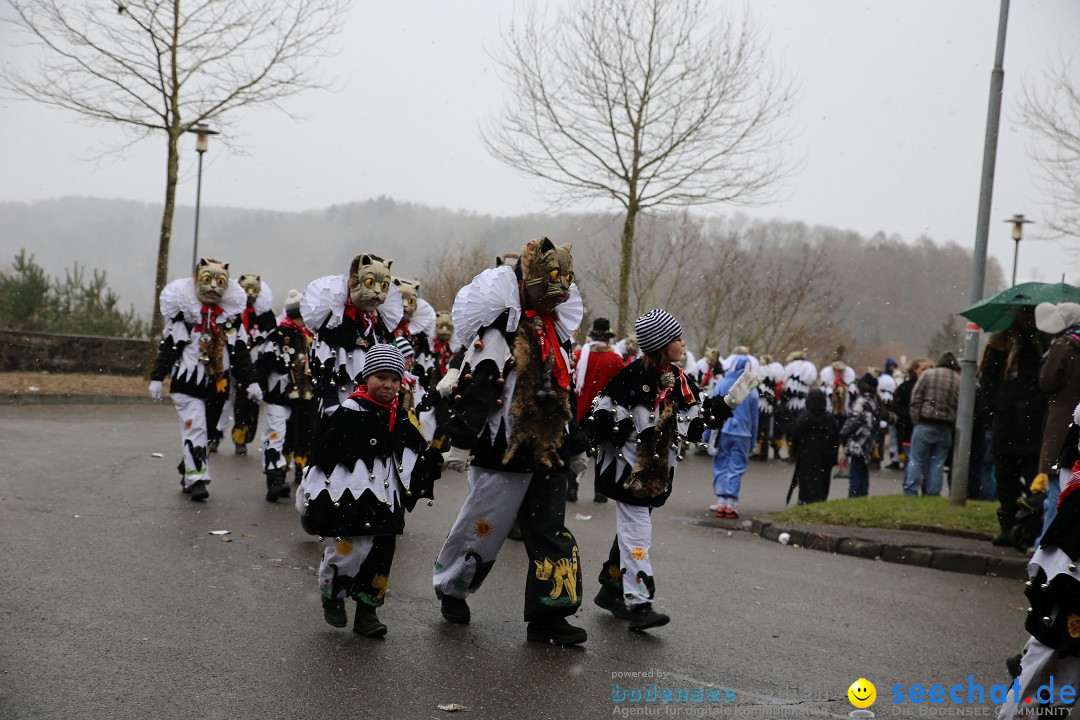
[1023,53,1080,240]
[482,0,797,335]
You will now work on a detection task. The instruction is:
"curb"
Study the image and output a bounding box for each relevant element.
[3,393,159,405]
[711,517,1030,580]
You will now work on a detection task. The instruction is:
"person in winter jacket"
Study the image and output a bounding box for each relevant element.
[840,373,880,497]
[786,388,839,504]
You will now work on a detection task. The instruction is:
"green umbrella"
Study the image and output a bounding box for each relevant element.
[958,282,1080,333]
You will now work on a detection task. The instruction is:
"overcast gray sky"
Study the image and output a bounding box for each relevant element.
[2,1,1079,288]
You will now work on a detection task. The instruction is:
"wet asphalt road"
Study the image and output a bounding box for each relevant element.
[1,404,1028,719]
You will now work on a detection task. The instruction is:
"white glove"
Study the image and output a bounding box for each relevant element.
[444,446,470,473]
[707,443,719,458]
[723,368,760,408]
[569,453,588,478]
[437,367,460,399]
[246,383,263,403]
[148,380,163,401]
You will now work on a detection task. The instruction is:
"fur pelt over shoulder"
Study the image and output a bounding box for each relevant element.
[502,316,572,469]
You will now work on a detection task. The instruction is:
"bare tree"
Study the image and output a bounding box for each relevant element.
[1023,55,1080,240]
[483,0,796,335]
[421,239,491,313]
[1,0,348,368]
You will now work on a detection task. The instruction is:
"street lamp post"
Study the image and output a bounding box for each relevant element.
[1007,213,1034,287]
[188,124,219,272]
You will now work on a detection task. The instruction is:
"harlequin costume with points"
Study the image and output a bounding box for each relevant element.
[432,237,590,645]
[149,259,259,501]
[299,253,404,417]
[228,274,276,456]
[585,309,756,631]
[255,289,318,501]
[295,343,440,637]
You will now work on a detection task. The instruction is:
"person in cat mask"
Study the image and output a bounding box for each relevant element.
[299,253,404,416]
[585,309,758,631]
[226,273,276,456]
[149,258,260,501]
[432,237,590,646]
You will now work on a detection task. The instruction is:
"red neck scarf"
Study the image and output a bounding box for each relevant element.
[195,303,224,333]
[650,362,695,408]
[348,384,398,431]
[394,318,411,337]
[343,296,376,333]
[523,309,570,390]
[279,316,312,339]
[241,305,257,333]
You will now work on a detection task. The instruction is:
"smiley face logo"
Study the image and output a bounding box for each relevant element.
[848,678,876,709]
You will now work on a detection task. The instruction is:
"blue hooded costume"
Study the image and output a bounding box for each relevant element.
[708,355,759,516]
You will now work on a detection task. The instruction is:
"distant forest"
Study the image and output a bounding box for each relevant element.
[0,196,1004,371]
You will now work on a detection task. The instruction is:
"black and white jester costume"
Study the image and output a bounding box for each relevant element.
[755,357,787,459]
[586,321,734,613]
[782,355,818,450]
[295,348,440,609]
[300,275,404,415]
[150,276,254,493]
[255,302,317,499]
[432,262,588,625]
[230,280,276,452]
[999,457,1080,719]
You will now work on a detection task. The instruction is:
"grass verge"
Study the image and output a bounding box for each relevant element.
[768,495,1000,537]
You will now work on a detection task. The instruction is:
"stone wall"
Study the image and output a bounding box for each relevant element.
[0,329,147,375]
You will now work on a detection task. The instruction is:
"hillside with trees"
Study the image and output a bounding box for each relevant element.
[0,196,1003,369]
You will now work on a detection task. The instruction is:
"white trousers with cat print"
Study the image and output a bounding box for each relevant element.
[615,501,654,608]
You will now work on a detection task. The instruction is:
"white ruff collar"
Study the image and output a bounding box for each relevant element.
[249,280,273,315]
[299,275,404,331]
[408,297,437,336]
[451,265,584,351]
[159,277,246,324]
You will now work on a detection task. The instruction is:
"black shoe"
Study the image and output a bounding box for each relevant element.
[593,493,608,503]
[594,587,632,619]
[628,603,670,632]
[207,439,219,454]
[235,443,247,456]
[567,485,578,503]
[886,461,902,470]
[438,593,471,625]
[322,597,347,628]
[293,465,303,485]
[265,470,290,502]
[181,479,192,495]
[526,617,588,645]
[353,605,387,638]
[992,532,1013,547]
[188,480,209,502]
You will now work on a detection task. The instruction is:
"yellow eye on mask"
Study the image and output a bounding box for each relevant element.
[364,277,374,288]
[566,272,574,284]
[381,281,389,292]
[549,269,560,281]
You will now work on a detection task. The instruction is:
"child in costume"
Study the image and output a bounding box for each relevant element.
[708,353,760,519]
[432,237,590,646]
[296,343,440,637]
[840,373,880,498]
[300,253,403,416]
[255,289,316,501]
[149,258,261,501]
[586,309,758,631]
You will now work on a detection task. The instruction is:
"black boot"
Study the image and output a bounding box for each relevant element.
[508,519,523,541]
[526,617,588,645]
[594,586,632,619]
[353,603,387,638]
[207,438,219,454]
[265,469,290,502]
[235,443,247,456]
[188,480,209,502]
[438,592,471,625]
[628,602,670,632]
[322,597,347,628]
[567,481,578,503]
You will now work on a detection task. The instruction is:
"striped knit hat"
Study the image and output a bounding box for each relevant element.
[393,336,415,359]
[361,343,406,379]
[635,308,682,354]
